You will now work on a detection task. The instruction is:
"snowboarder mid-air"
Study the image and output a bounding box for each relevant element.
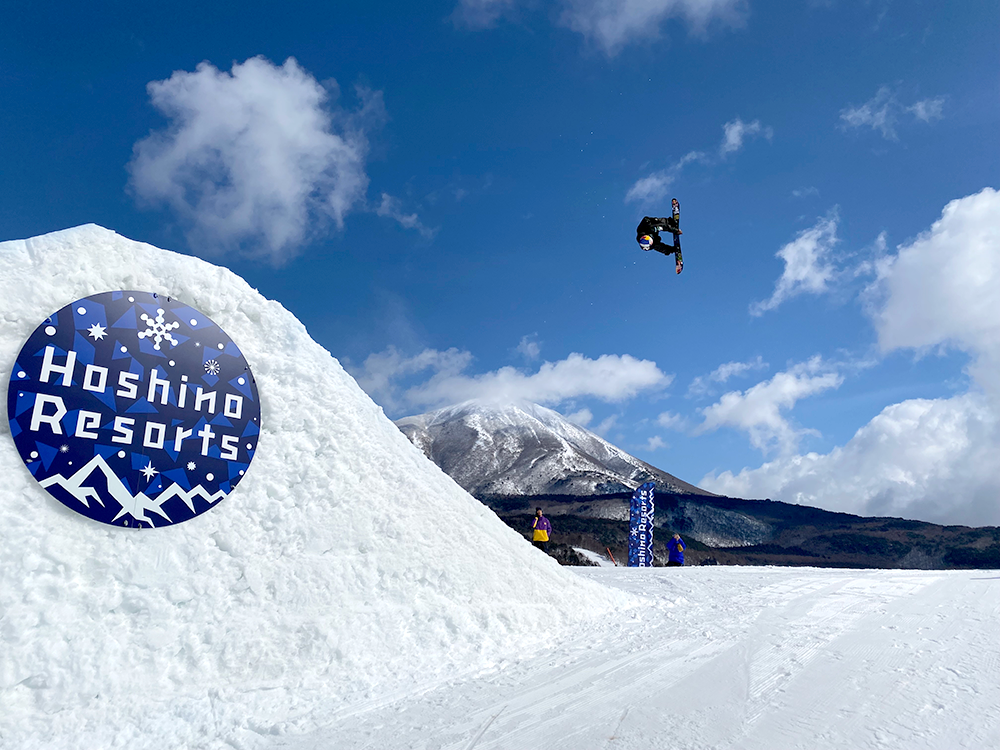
[637,198,684,274]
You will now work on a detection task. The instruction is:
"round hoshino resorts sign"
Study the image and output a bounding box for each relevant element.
[7,291,261,528]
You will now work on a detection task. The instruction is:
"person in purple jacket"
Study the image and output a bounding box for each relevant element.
[532,508,552,553]
[667,533,685,566]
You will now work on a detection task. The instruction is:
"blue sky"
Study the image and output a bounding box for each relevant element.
[2,1,998,525]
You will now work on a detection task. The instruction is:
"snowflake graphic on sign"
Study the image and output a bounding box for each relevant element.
[6,291,262,528]
[137,308,181,350]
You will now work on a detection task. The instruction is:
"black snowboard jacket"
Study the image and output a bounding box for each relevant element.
[636,215,679,240]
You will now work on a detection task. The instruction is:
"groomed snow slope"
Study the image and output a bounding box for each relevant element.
[277,567,1000,750]
[0,225,630,750]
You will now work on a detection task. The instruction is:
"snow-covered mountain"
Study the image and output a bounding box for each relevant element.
[395,400,713,497]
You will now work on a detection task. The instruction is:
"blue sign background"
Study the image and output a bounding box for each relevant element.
[628,482,655,567]
[7,291,261,528]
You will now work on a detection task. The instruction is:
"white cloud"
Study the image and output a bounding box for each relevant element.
[564,407,594,427]
[644,435,668,451]
[750,211,839,316]
[625,172,676,205]
[712,356,768,382]
[907,97,945,123]
[376,193,436,238]
[452,0,747,53]
[840,86,898,139]
[703,188,1000,526]
[516,334,541,361]
[408,352,673,409]
[129,57,381,264]
[594,414,620,436]
[719,117,772,157]
[792,186,820,199]
[627,117,770,205]
[352,347,673,414]
[695,356,844,455]
[352,347,474,413]
[701,393,1000,526]
[656,411,688,430]
[869,187,1000,402]
[558,0,748,56]
[839,86,945,141]
[687,355,768,398]
[851,230,888,280]
[625,151,704,205]
[451,0,520,29]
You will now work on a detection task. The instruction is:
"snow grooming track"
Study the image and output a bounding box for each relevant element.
[740,576,912,726]
[714,574,943,747]
[742,572,1000,750]
[270,566,1000,750]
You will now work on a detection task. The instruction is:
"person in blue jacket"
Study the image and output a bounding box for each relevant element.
[667,533,685,566]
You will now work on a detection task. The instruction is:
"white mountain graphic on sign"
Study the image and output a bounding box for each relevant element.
[39,455,226,526]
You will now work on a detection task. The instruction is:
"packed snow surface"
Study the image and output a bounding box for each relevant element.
[0,226,627,749]
[276,567,1000,750]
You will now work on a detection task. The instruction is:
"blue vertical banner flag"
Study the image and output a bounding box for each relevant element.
[628,482,656,567]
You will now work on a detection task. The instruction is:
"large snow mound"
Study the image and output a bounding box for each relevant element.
[0,225,630,749]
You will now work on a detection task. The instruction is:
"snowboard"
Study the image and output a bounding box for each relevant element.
[672,198,683,274]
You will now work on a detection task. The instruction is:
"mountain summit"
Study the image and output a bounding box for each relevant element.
[395,400,711,497]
